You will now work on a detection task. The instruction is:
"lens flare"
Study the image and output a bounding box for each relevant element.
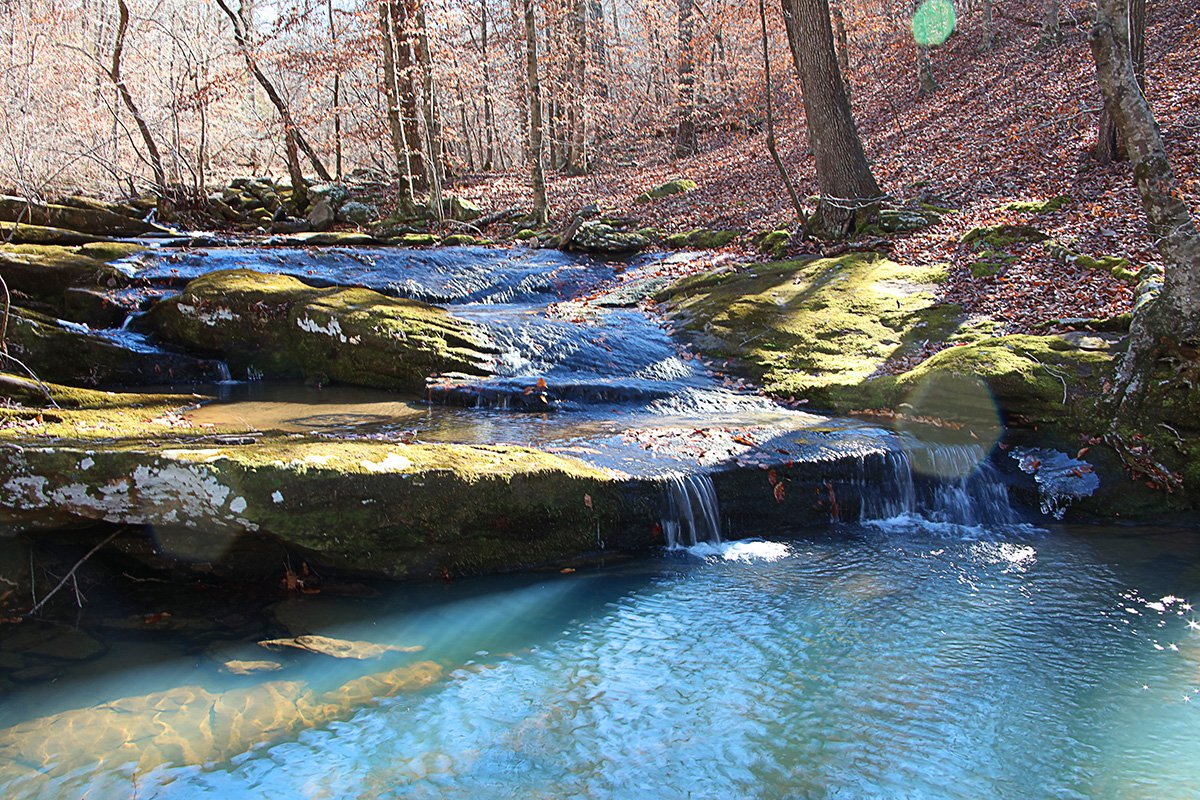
[898,371,1002,478]
[911,0,956,48]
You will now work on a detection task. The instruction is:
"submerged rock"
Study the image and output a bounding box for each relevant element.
[149,269,498,390]
[259,634,422,660]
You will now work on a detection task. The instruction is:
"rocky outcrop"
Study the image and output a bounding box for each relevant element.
[0,244,134,313]
[0,438,657,578]
[149,269,498,390]
[4,307,228,387]
[0,195,161,237]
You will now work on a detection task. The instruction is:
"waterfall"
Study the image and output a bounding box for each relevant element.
[661,473,722,549]
[857,443,1015,528]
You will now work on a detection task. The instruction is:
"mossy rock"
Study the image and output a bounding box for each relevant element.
[960,224,1048,248]
[0,372,197,410]
[664,229,740,249]
[0,244,130,307]
[0,195,158,237]
[440,234,477,247]
[659,253,958,407]
[860,208,941,235]
[0,435,658,579]
[1004,196,1072,214]
[4,306,227,387]
[514,228,539,241]
[148,269,498,391]
[759,230,791,259]
[968,247,1017,278]
[0,221,107,247]
[1048,242,1138,283]
[569,222,649,254]
[392,233,439,247]
[633,178,697,204]
[284,231,379,246]
[445,197,483,222]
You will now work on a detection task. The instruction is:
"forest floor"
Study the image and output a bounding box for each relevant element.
[454,0,1199,354]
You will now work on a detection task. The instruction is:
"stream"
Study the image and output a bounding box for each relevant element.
[2,245,1196,796]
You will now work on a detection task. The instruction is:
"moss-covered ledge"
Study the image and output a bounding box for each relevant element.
[658,252,959,407]
[149,269,500,390]
[0,434,662,579]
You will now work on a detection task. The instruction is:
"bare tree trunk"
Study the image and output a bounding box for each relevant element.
[413,0,444,220]
[110,0,166,197]
[394,0,427,188]
[1040,0,1061,48]
[780,0,881,234]
[982,0,995,50]
[1091,0,1200,412]
[759,0,806,226]
[379,0,415,209]
[564,0,589,175]
[1096,0,1145,164]
[328,0,343,179]
[215,0,330,203]
[480,0,497,171]
[674,0,699,158]
[523,0,549,224]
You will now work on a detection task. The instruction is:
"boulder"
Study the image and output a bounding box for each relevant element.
[569,221,650,254]
[148,269,499,390]
[0,221,106,247]
[440,234,478,246]
[336,201,379,226]
[63,287,129,329]
[634,178,697,204]
[0,244,130,307]
[306,198,335,231]
[664,228,740,249]
[308,182,351,211]
[445,196,483,221]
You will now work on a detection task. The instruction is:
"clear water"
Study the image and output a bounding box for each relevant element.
[3,523,1199,799]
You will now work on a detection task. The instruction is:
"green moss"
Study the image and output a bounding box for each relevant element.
[968,248,1016,277]
[396,233,438,247]
[514,229,538,241]
[664,229,740,249]
[1004,196,1072,214]
[77,241,145,262]
[288,231,379,246]
[440,234,477,246]
[660,253,958,407]
[759,230,791,259]
[0,372,198,411]
[0,222,106,246]
[633,178,697,204]
[149,269,498,391]
[1048,241,1138,283]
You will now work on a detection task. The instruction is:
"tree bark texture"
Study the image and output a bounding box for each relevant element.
[1091,0,1200,406]
[110,0,167,196]
[780,0,881,222]
[523,0,549,224]
[1096,0,1145,164]
[674,0,699,159]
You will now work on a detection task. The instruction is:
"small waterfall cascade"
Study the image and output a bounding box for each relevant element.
[857,442,1015,527]
[661,473,723,549]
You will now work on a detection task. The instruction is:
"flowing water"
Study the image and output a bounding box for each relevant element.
[5,246,1197,796]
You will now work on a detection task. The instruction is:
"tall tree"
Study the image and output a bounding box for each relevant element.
[108,0,167,197]
[379,0,416,209]
[674,0,699,158]
[1096,0,1145,164]
[1090,0,1200,414]
[780,0,881,233]
[522,0,549,224]
[214,0,331,208]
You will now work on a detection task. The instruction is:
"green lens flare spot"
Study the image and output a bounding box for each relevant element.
[912,0,956,47]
